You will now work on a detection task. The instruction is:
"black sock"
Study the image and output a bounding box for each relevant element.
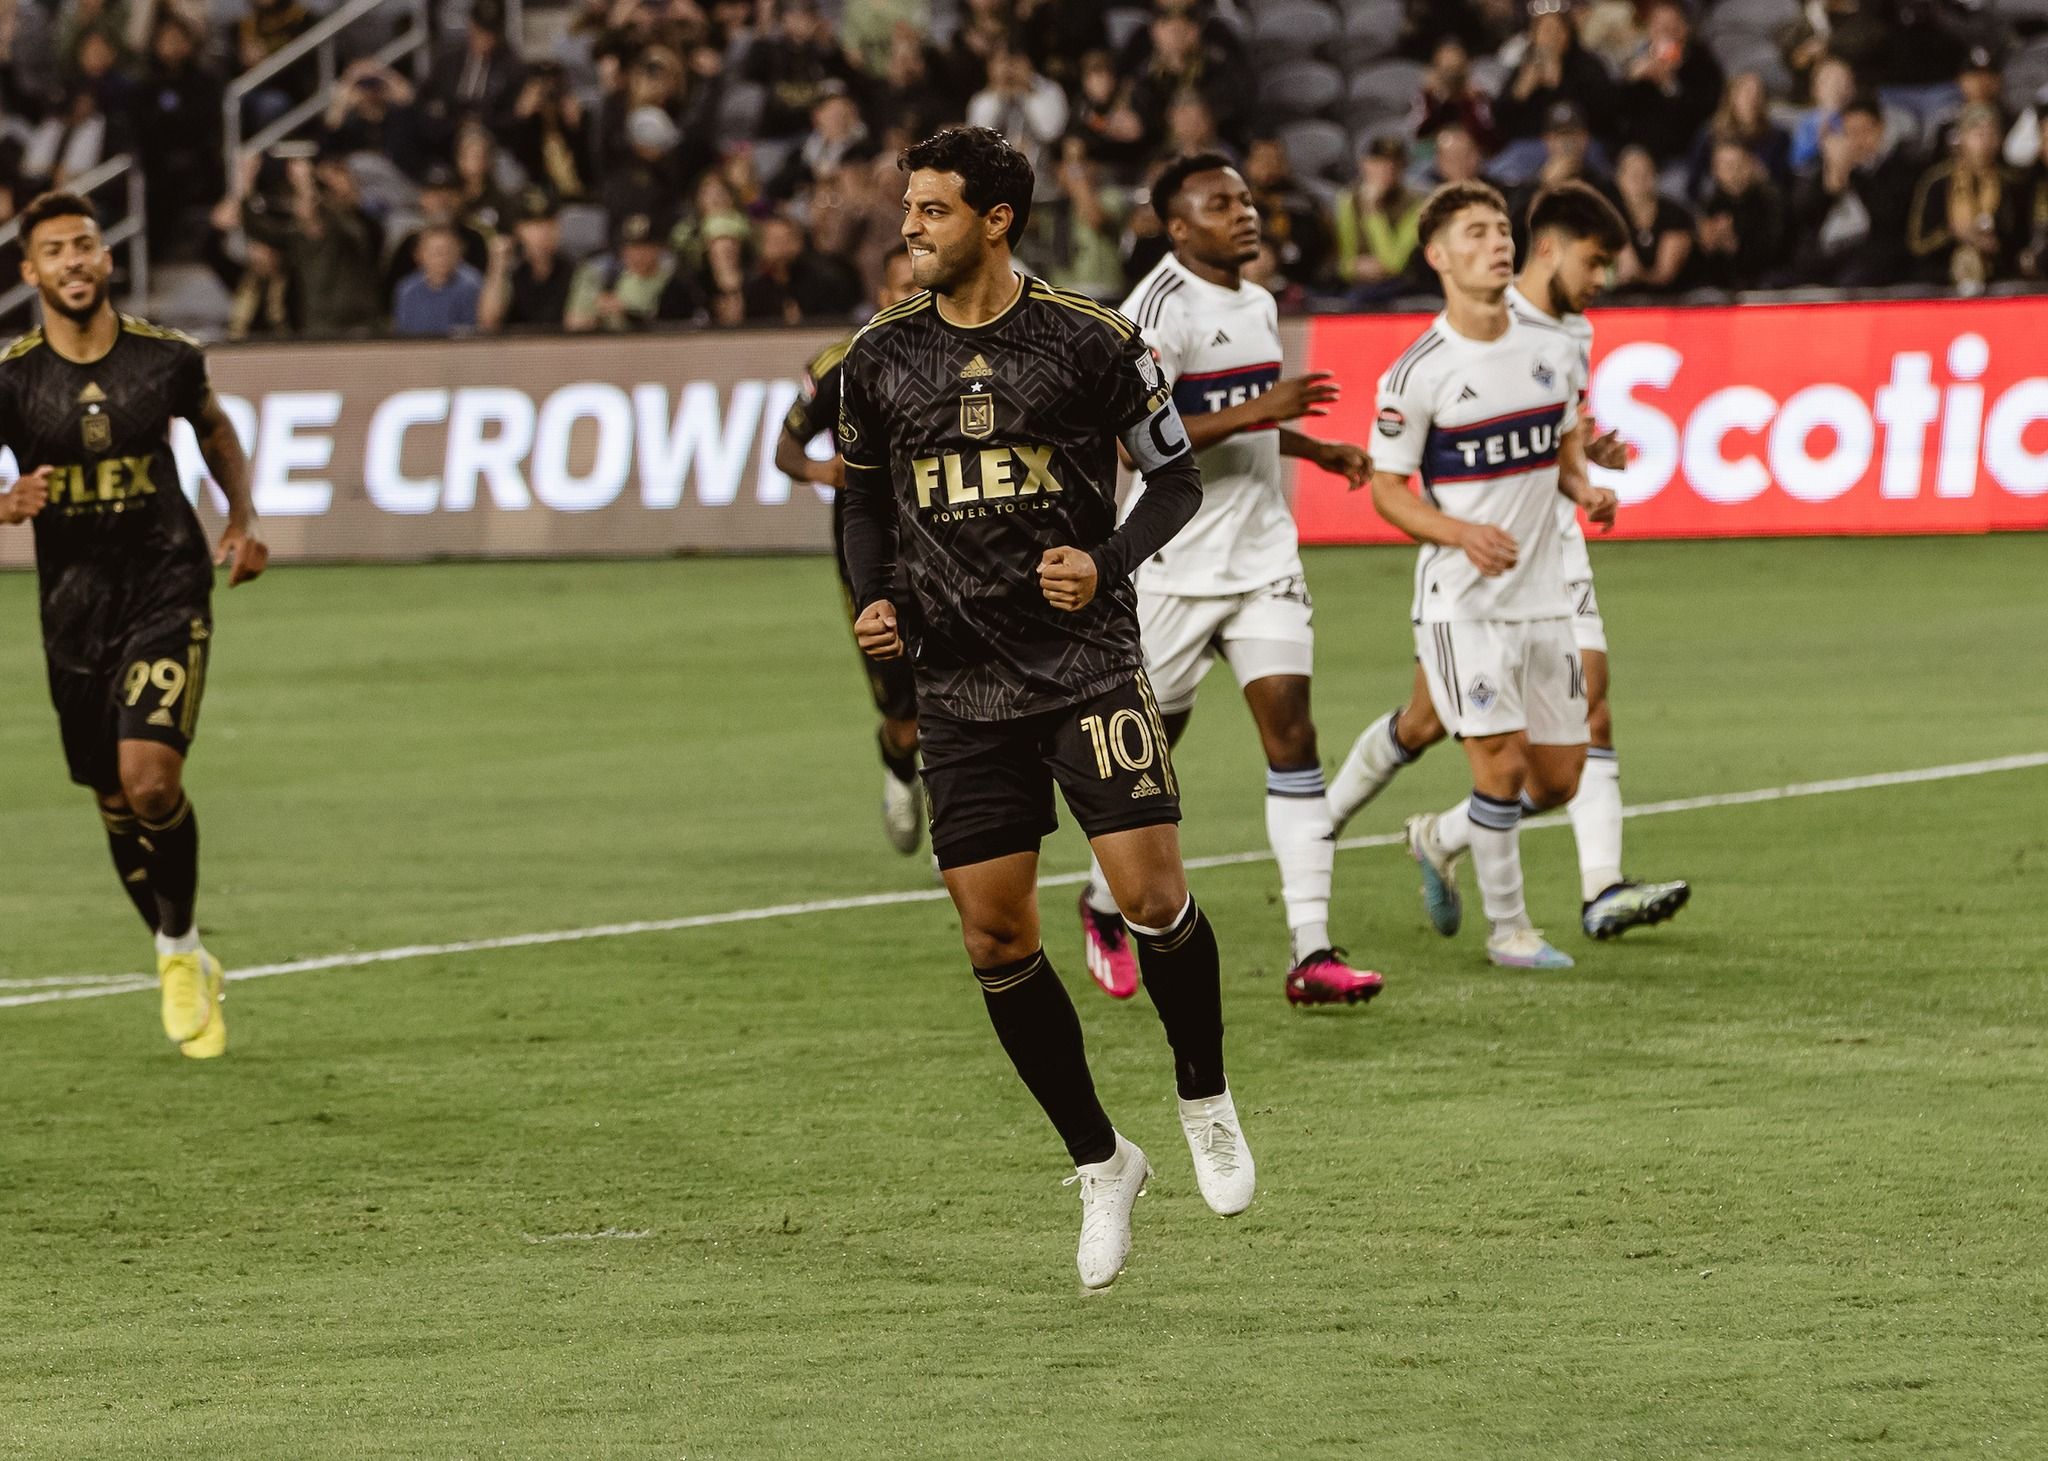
[137,795,200,939]
[878,729,918,785]
[98,806,159,932]
[974,950,1116,1166]
[1131,899,1226,1100]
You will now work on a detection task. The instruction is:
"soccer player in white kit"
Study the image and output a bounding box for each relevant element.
[1076,152,1386,1006]
[1328,182,1690,941]
[1362,180,1618,969]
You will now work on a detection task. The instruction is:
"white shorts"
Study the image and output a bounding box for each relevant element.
[1416,617,1588,744]
[1137,575,1315,714]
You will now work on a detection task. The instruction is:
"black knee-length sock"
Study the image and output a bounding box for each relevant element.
[974,950,1116,1166]
[98,806,158,932]
[138,796,200,939]
[1131,898,1226,1100]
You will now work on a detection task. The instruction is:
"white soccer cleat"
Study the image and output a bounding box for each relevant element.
[1178,1088,1255,1216]
[1486,927,1575,970]
[1405,813,1464,937]
[1065,1132,1149,1291]
[881,769,924,855]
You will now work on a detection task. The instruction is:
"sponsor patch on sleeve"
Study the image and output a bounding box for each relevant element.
[1376,407,1406,439]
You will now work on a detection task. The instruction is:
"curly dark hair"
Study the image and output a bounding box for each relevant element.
[18,191,98,243]
[899,126,1034,242]
[1527,180,1627,253]
[1149,151,1239,223]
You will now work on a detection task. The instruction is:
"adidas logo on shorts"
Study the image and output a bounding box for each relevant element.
[147,709,175,728]
[1131,773,1162,799]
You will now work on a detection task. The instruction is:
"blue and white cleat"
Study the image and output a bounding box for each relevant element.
[1487,928,1575,970]
[1582,878,1691,940]
[1404,813,1463,936]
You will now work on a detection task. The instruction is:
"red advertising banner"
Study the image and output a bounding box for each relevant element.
[1296,295,2048,542]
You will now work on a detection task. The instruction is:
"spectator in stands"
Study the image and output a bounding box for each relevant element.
[598,45,720,201]
[1493,1,1613,150]
[235,0,315,131]
[1414,37,1498,152]
[1781,0,1902,97]
[1128,6,1245,152]
[774,80,877,198]
[1334,134,1424,306]
[566,212,703,330]
[1398,0,1517,60]
[1044,133,1128,300]
[1692,136,1789,292]
[422,0,526,149]
[1613,144,1693,292]
[1578,0,1644,73]
[1908,103,2028,291]
[223,236,299,340]
[742,211,861,322]
[1070,49,1148,180]
[744,0,852,140]
[1244,134,1331,288]
[22,83,113,192]
[1163,94,1226,162]
[966,49,1069,191]
[1930,46,2008,156]
[1427,121,1484,186]
[1508,100,1604,237]
[385,164,492,301]
[393,225,484,336]
[940,0,1016,115]
[1790,54,1855,172]
[672,172,752,325]
[1693,72,1791,195]
[454,121,516,237]
[843,2,935,77]
[1618,1,1722,167]
[604,105,687,231]
[506,61,593,202]
[238,151,386,336]
[1017,0,1108,93]
[322,60,426,180]
[132,12,221,260]
[72,29,134,124]
[867,23,953,144]
[1791,95,1917,287]
[481,187,576,333]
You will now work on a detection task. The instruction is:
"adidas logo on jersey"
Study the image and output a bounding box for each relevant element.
[1130,773,1163,799]
[146,709,175,728]
[1210,329,1230,346]
[1458,384,1479,403]
[958,353,994,379]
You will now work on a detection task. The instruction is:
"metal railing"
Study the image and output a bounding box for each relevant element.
[224,0,433,175]
[0,156,148,322]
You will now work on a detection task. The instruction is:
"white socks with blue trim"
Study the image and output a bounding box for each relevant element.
[1267,765,1334,962]
[1568,748,1624,902]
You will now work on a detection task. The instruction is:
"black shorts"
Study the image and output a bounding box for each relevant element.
[830,497,917,723]
[47,613,212,794]
[921,672,1182,870]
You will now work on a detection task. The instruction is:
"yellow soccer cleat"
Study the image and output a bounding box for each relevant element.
[158,949,214,1043]
[177,952,226,1060]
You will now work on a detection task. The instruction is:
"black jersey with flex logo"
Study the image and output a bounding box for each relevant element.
[0,317,215,670]
[836,277,1193,722]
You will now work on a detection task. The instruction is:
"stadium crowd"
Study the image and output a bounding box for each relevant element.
[1,0,2045,337]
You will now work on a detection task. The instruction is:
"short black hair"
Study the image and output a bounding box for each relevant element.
[1843,92,1885,125]
[1416,179,1509,249]
[1526,180,1627,254]
[18,191,97,243]
[1151,150,1239,222]
[899,126,1034,241]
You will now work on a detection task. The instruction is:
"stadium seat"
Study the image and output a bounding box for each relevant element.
[1250,0,1341,63]
[1278,118,1352,181]
[1714,38,1795,98]
[556,204,609,262]
[1258,58,1345,120]
[2004,38,2048,109]
[1103,7,1149,54]
[1700,0,1801,44]
[1347,58,1423,129]
[717,80,767,146]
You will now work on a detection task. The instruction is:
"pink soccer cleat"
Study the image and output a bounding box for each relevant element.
[1285,949,1385,1006]
[1079,891,1139,999]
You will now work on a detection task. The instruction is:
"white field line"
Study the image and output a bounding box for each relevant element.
[2,751,2042,1015]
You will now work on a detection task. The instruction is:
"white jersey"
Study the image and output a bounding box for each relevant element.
[1372,311,1583,623]
[1118,253,1302,597]
[1508,283,1596,580]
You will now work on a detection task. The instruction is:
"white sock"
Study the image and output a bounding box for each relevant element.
[1465,791,1529,936]
[155,926,201,957]
[1568,748,1624,902]
[1330,707,1421,822]
[1434,795,1474,855]
[1083,853,1121,916]
[1266,766,1334,962]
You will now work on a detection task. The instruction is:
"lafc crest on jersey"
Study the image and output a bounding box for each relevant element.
[79,381,110,452]
[959,354,996,439]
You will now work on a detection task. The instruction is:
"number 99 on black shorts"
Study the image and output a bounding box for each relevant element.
[48,614,211,794]
[920,672,1181,871]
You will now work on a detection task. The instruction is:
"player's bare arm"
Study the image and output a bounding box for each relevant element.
[853,598,903,659]
[1584,421,1628,471]
[1369,467,1518,575]
[1177,371,1340,453]
[193,393,268,586]
[1555,428,1618,531]
[1037,546,1098,612]
[1278,428,1370,488]
[0,465,52,524]
[772,431,847,490]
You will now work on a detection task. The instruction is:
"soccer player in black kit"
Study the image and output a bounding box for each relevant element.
[773,252,926,856]
[0,193,267,1060]
[837,128,1255,1291]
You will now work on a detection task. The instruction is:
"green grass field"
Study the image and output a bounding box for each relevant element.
[2,537,2044,1459]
